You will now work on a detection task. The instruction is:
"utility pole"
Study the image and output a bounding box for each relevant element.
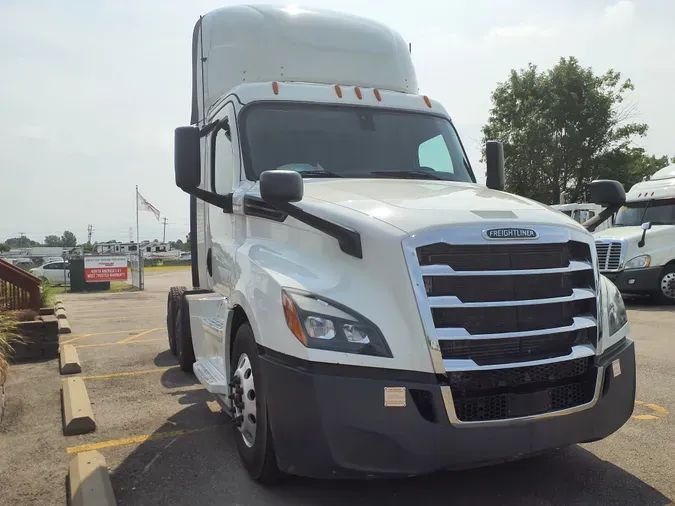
[162,217,168,243]
[18,232,26,249]
[87,224,94,244]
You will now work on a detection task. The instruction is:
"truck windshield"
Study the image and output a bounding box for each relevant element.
[240,103,475,182]
[615,198,675,226]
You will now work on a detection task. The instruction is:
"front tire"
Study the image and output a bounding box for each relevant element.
[175,302,195,372]
[230,323,282,483]
[654,265,675,305]
[166,286,185,356]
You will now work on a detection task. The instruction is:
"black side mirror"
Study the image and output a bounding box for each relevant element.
[174,126,201,191]
[590,180,625,207]
[260,170,304,203]
[486,141,505,191]
[583,180,626,233]
[638,222,652,248]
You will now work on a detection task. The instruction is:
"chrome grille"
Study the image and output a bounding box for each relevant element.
[595,241,623,272]
[407,229,599,423]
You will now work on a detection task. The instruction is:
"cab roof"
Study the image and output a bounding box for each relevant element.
[191,4,417,124]
[626,165,675,202]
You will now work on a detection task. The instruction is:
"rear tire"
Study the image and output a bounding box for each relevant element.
[175,300,195,372]
[654,265,675,305]
[166,286,186,356]
[230,323,283,484]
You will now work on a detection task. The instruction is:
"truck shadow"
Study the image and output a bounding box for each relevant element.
[108,388,672,506]
[624,295,675,313]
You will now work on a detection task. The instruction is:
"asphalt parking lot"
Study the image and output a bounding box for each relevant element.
[1,267,674,505]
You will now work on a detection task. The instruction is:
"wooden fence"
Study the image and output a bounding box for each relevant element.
[0,259,41,312]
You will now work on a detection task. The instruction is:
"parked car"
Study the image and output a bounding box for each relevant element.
[3,257,35,271]
[30,261,71,285]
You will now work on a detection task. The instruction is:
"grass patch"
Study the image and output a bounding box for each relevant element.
[110,282,138,292]
[0,310,20,384]
[40,280,56,308]
[144,265,191,273]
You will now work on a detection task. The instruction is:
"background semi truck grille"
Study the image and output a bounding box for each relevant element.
[449,358,595,422]
[595,241,623,271]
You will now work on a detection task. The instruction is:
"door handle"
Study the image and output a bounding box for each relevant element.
[207,248,213,277]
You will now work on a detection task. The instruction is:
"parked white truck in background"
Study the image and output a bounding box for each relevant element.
[166,5,636,482]
[594,164,675,304]
[552,203,614,232]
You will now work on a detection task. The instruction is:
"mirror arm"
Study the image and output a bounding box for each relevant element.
[269,200,363,259]
[185,187,233,213]
[199,120,219,138]
[638,229,648,248]
[582,205,620,233]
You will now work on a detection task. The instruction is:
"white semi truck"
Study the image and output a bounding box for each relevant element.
[593,164,675,304]
[166,5,636,482]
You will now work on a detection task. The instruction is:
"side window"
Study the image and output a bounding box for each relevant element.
[418,134,455,174]
[213,118,234,195]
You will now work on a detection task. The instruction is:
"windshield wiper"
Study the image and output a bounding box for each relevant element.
[295,170,343,178]
[368,170,445,180]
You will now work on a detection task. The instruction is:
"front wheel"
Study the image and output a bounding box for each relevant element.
[654,265,675,305]
[166,286,185,356]
[230,323,282,483]
[175,303,195,372]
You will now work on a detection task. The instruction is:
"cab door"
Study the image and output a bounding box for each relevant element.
[204,102,240,299]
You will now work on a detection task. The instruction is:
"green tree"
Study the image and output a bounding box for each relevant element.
[44,235,62,246]
[4,236,39,249]
[61,230,77,247]
[0,244,9,253]
[481,57,671,204]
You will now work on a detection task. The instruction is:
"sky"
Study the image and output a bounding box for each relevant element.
[1,0,673,244]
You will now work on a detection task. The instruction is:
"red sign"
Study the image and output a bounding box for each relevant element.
[84,256,128,282]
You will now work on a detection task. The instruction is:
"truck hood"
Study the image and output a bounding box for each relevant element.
[301,179,581,233]
[593,225,675,243]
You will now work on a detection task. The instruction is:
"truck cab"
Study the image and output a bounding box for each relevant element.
[166,4,636,482]
[594,164,675,304]
[552,203,614,231]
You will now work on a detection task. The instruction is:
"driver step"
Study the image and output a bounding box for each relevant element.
[193,357,229,394]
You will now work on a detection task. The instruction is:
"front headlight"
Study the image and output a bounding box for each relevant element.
[281,288,392,358]
[606,280,628,335]
[625,255,651,270]
[599,276,629,353]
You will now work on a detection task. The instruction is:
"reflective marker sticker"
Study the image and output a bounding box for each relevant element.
[384,387,406,407]
[612,359,622,378]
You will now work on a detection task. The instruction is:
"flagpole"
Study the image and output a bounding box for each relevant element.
[135,185,140,248]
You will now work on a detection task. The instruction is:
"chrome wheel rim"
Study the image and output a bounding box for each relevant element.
[660,272,675,300]
[233,353,257,447]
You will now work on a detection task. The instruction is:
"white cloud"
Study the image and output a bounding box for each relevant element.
[487,23,555,41]
[604,0,635,27]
